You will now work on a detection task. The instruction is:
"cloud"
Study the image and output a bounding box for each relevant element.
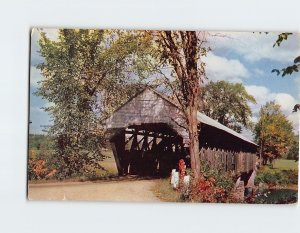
[209,32,300,63]
[203,52,249,83]
[245,85,299,132]
[274,93,298,113]
[42,28,59,41]
[253,68,264,76]
[295,76,300,100]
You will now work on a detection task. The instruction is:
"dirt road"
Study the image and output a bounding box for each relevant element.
[28,179,160,202]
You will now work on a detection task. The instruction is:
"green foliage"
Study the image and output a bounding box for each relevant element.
[272,64,300,77]
[254,101,295,164]
[273,32,293,47]
[255,169,298,186]
[36,29,157,178]
[281,169,298,184]
[199,162,235,192]
[272,32,300,77]
[29,134,54,150]
[285,135,299,161]
[255,159,298,186]
[202,81,256,132]
[255,171,288,186]
[254,189,297,204]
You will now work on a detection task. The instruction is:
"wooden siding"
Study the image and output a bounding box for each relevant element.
[199,148,257,173]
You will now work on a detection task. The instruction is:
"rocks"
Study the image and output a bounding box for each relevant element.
[170,169,190,190]
[171,169,179,189]
[231,177,245,202]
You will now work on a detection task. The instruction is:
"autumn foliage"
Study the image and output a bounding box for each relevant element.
[189,176,228,203]
[28,159,57,180]
[255,101,294,165]
[28,149,57,180]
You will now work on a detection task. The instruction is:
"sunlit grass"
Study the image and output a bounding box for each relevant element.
[262,159,298,173]
[151,178,182,202]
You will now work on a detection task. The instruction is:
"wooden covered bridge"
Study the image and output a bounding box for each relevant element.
[104,88,258,177]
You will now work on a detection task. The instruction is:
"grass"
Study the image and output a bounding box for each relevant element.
[258,159,299,177]
[151,178,182,202]
[78,149,118,181]
[261,159,298,173]
[100,149,118,175]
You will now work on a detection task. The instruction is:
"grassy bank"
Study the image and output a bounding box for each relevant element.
[255,159,298,189]
[151,178,182,202]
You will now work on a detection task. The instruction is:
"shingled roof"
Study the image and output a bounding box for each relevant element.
[147,87,257,146]
[105,87,258,147]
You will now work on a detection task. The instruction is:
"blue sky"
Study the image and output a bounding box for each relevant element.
[29,29,300,139]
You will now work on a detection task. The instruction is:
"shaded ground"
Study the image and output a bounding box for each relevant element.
[28,179,161,202]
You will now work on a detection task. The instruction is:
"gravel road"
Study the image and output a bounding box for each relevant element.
[28,179,160,202]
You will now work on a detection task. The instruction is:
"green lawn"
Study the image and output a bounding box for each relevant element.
[262,159,298,172]
[99,149,118,175]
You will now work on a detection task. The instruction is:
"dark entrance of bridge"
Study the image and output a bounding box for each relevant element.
[109,123,186,177]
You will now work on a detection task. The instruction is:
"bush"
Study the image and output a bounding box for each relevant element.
[255,169,298,186]
[28,149,58,180]
[200,163,235,193]
[281,170,298,184]
[254,189,297,204]
[187,163,235,203]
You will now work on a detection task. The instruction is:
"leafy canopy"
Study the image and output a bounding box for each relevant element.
[36,29,156,177]
[271,32,300,77]
[202,80,256,133]
[254,101,294,164]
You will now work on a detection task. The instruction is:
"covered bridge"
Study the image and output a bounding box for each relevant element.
[104,88,258,177]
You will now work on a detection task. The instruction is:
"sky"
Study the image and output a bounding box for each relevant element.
[29,29,300,139]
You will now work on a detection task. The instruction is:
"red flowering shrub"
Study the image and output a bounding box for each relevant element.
[183,163,235,203]
[189,176,228,203]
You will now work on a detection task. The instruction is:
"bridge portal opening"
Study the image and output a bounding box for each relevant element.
[109,123,187,177]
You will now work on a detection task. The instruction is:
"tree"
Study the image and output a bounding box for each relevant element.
[271,33,300,112]
[254,101,294,166]
[285,134,299,162]
[36,29,155,177]
[150,31,210,179]
[271,33,300,77]
[202,81,256,133]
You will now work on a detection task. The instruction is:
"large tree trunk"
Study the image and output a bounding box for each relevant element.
[158,30,203,179]
[185,31,202,179]
[187,105,201,179]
